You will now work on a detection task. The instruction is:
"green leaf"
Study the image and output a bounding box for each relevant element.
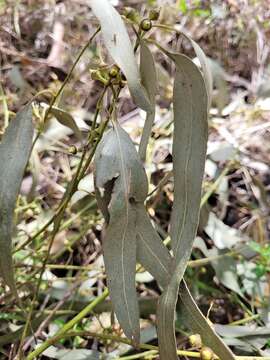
[157,53,208,360]
[89,0,151,112]
[49,107,82,140]
[138,41,157,161]
[0,104,33,295]
[94,123,148,345]
[135,214,236,359]
[136,203,172,288]
[179,281,236,359]
[179,0,188,13]
[181,33,213,109]
[170,53,208,263]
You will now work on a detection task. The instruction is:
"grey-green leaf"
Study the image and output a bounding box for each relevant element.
[0,104,33,295]
[94,123,148,345]
[170,53,208,262]
[49,107,82,140]
[189,37,213,110]
[136,203,172,287]
[89,0,151,112]
[138,41,157,161]
[177,32,213,109]
[136,211,235,360]
[157,53,208,360]
[179,281,236,360]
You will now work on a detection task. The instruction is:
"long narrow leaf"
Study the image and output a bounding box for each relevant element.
[157,53,208,360]
[138,41,157,161]
[0,104,33,295]
[136,213,235,359]
[94,123,148,345]
[187,35,212,109]
[169,53,208,262]
[136,203,172,286]
[49,107,82,140]
[89,0,151,112]
[179,281,236,359]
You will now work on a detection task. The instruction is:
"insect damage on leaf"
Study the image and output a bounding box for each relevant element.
[94,123,148,345]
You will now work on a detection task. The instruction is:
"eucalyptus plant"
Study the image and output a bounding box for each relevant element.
[0,0,236,359]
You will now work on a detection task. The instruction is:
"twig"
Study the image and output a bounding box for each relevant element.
[26,289,109,360]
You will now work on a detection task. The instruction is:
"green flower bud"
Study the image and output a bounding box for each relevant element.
[123,7,138,22]
[140,18,152,31]
[149,9,160,21]
[68,145,78,155]
[189,334,202,348]
[90,70,110,86]
[109,65,119,78]
[200,346,214,360]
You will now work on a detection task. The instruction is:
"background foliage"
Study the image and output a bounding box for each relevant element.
[0,0,270,359]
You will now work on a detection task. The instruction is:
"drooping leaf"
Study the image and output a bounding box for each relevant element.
[179,281,236,360]
[138,41,157,161]
[94,123,148,345]
[157,53,208,360]
[187,36,213,109]
[89,0,151,112]
[170,52,208,275]
[49,107,82,140]
[0,104,33,295]
[135,212,235,360]
[136,203,172,287]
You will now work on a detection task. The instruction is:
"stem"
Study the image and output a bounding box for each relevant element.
[119,350,158,360]
[200,160,236,207]
[44,26,100,122]
[26,289,109,360]
[17,27,100,359]
[27,324,202,360]
[229,314,260,326]
[188,251,236,268]
[0,80,9,128]
[19,85,121,360]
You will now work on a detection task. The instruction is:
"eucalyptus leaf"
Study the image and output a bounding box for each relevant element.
[136,216,235,360]
[215,324,270,338]
[175,32,213,109]
[89,0,151,112]
[0,104,33,295]
[49,107,82,140]
[169,53,208,262]
[156,53,208,360]
[136,203,172,288]
[189,37,213,109]
[179,282,236,359]
[92,35,234,360]
[94,123,148,345]
[138,41,157,161]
